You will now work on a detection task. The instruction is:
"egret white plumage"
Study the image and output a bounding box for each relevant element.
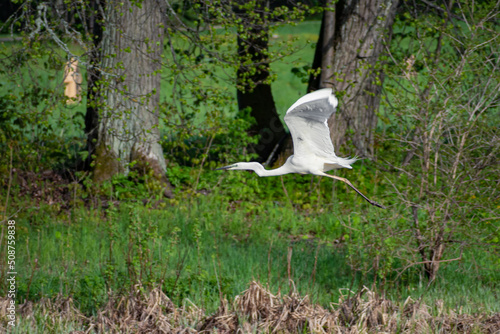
[217,88,384,208]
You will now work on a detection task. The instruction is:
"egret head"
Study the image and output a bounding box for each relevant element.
[215,163,239,171]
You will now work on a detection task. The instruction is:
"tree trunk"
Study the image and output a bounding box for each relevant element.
[310,0,399,157]
[84,0,102,172]
[236,1,287,163]
[85,0,172,195]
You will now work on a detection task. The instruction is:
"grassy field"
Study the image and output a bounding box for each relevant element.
[2,194,499,332]
[13,196,500,311]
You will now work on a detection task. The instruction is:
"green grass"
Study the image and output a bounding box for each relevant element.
[10,194,500,317]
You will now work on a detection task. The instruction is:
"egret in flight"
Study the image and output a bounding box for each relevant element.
[217,88,384,208]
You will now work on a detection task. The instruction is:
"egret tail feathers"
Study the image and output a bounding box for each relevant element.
[324,156,358,170]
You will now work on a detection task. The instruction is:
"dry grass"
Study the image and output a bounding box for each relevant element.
[1,281,499,333]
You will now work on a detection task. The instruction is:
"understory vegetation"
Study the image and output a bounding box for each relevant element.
[0,191,499,332]
[1,3,499,333]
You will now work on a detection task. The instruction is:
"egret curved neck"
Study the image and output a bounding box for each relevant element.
[234,162,292,177]
[258,164,293,177]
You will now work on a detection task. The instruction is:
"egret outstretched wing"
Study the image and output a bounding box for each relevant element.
[284,88,338,159]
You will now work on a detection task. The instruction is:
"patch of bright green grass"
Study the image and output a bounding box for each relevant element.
[12,196,500,316]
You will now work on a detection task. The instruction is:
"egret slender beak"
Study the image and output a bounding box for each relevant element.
[215,164,236,171]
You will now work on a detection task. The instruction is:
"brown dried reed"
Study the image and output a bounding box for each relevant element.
[1,281,499,333]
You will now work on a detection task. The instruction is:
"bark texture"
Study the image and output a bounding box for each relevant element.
[85,0,171,193]
[310,0,399,157]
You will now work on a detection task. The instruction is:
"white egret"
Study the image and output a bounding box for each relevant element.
[217,88,385,208]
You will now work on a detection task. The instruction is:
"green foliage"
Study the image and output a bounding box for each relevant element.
[76,274,107,313]
[1,1,499,325]
[159,0,315,149]
[162,106,258,172]
[7,196,500,317]
[0,40,86,178]
[373,2,500,280]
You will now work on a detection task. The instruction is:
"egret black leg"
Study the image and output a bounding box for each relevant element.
[324,174,386,209]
